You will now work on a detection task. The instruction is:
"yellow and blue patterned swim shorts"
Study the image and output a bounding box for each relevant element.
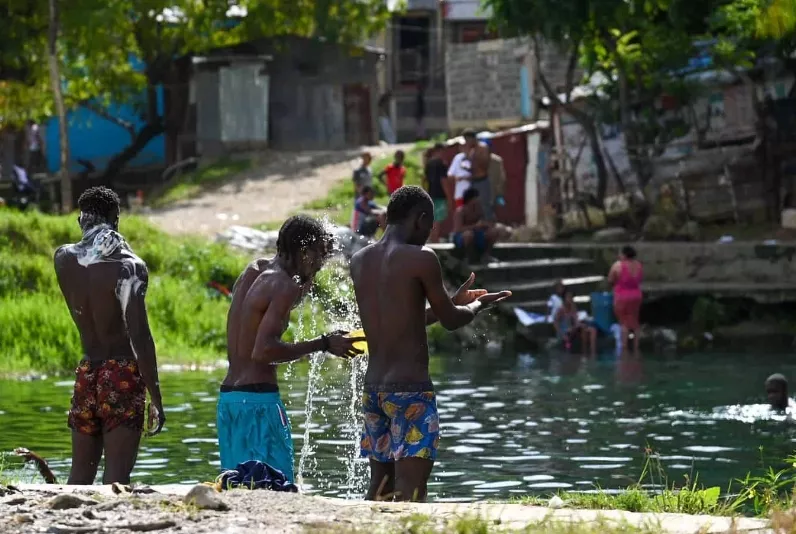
[360,382,440,462]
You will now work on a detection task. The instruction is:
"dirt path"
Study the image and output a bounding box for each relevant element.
[147,144,412,237]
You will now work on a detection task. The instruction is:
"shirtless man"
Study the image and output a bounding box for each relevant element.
[350,186,511,502]
[220,215,363,482]
[463,129,493,220]
[54,186,165,485]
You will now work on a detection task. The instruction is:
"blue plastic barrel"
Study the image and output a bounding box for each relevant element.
[591,292,615,334]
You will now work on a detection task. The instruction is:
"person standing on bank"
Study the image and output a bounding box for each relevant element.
[608,246,643,356]
[220,215,364,482]
[424,143,449,243]
[54,186,165,485]
[463,130,492,220]
[350,186,511,502]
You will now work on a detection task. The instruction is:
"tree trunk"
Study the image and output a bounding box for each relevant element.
[584,120,609,207]
[47,0,71,212]
[532,44,611,211]
[98,121,165,184]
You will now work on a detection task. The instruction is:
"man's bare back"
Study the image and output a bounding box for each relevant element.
[55,228,145,363]
[350,241,434,385]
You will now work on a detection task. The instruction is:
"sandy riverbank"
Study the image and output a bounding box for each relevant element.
[0,484,772,533]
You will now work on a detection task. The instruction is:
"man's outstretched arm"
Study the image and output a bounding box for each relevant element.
[417,248,480,331]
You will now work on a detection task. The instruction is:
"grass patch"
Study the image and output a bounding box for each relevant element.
[511,450,729,516]
[257,145,427,230]
[509,449,796,519]
[309,513,667,534]
[512,487,725,516]
[0,209,348,375]
[148,157,252,208]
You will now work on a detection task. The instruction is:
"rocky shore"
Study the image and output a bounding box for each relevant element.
[0,483,772,533]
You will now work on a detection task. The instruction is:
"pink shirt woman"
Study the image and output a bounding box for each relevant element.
[608,246,643,354]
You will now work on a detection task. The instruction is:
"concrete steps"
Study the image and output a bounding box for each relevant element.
[428,243,606,319]
[470,258,598,286]
[430,242,574,262]
[492,275,605,303]
[501,293,592,315]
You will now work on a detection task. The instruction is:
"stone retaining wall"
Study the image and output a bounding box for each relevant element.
[570,242,796,284]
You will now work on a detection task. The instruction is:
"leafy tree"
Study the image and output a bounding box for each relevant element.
[489,0,796,213]
[709,0,796,220]
[1,0,391,183]
[484,0,621,206]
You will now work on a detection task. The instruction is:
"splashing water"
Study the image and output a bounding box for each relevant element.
[296,353,324,487]
[295,219,371,495]
[343,355,368,497]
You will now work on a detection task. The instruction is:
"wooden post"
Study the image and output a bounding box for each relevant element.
[47,0,71,212]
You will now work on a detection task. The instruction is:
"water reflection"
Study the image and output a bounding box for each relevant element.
[0,350,794,501]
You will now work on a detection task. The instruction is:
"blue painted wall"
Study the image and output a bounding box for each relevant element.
[44,56,166,174]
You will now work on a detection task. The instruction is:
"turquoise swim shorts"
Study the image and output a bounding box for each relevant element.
[217,390,295,482]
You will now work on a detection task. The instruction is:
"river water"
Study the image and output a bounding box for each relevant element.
[1,350,794,502]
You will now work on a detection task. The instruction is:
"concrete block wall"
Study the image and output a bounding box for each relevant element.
[445,38,526,130]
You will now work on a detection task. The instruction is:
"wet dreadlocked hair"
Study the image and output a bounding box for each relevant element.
[77,186,120,230]
[276,215,332,262]
[386,185,433,224]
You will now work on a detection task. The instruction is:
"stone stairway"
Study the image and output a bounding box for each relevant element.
[429,243,606,316]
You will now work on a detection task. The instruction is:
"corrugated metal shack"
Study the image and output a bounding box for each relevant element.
[192,54,272,158]
[166,36,383,159]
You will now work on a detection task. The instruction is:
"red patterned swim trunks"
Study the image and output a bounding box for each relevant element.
[67,359,146,436]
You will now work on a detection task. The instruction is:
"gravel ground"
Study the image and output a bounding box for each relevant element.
[146,144,412,237]
[0,485,772,534]
[0,486,382,533]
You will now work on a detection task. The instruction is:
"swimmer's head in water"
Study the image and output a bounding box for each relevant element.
[77,186,120,232]
[766,373,789,410]
[277,215,332,282]
[386,185,433,245]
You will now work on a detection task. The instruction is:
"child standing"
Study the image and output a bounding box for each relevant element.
[379,150,406,196]
[353,152,373,198]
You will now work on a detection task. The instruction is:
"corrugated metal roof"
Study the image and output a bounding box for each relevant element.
[445,120,551,145]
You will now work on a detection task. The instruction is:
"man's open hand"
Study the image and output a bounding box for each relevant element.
[476,290,512,309]
[453,272,487,306]
[326,332,365,359]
